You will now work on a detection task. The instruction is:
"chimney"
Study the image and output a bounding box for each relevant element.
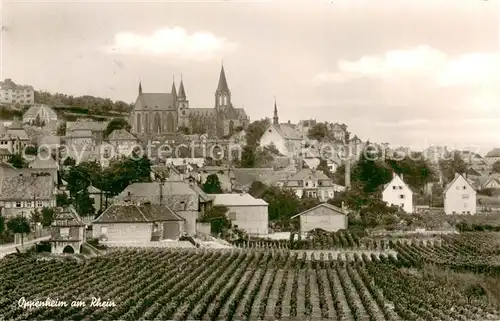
[345,159,351,189]
[288,120,291,124]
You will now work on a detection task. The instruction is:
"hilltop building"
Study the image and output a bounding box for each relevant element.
[129,65,249,139]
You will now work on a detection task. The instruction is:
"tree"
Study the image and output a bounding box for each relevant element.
[385,156,435,192]
[203,174,222,194]
[6,216,31,246]
[56,193,72,207]
[57,122,66,136]
[199,205,230,235]
[24,146,37,155]
[248,181,268,198]
[239,145,256,168]
[75,190,95,216]
[307,122,330,141]
[33,114,45,127]
[8,153,27,169]
[492,161,500,173]
[439,151,467,184]
[32,207,58,227]
[103,118,131,138]
[63,157,76,166]
[245,118,271,148]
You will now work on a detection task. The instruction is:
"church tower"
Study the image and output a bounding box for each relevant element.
[177,76,189,129]
[138,81,142,95]
[215,64,231,110]
[273,99,279,125]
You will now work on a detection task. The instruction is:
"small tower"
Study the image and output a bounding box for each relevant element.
[138,81,142,95]
[273,99,279,125]
[178,77,187,101]
[50,206,86,254]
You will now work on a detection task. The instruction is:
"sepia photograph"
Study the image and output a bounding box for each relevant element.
[0,0,499,320]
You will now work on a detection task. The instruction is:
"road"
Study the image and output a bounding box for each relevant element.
[0,236,51,259]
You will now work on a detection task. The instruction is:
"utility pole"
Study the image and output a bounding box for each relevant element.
[20,210,24,247]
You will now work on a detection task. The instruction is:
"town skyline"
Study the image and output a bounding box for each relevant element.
[2,0,499,151]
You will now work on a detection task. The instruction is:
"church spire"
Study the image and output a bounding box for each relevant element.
[178,75,186,100]
[273,98,279,125]
[216,63,229,93]
[138,81,142,95]
[171,76,177,100]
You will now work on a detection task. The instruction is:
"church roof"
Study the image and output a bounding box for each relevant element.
[178,80,186,99]
[135,93,175,111]
[217,65,229,93]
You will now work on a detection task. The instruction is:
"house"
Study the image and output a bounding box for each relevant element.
[484,148,500,166]
[22,104,58,125]
[66,120,108,141]
[27,156,59,186]
[259,101,303,157]
[213,193,268,235]
[328,123,348,142]
[291,203,347,233]
[382,173,414,213]
[107,129,139,157]
[50,206,86,254]
[0,175,56,218]
[443,173,477,215]
[93,201,185,242]
[38,135,61,152]
[0,78,34,105]
[0,148,11,162]
[0,119,30,154]
[88,185,103,212]
[117,181,213,235]
[232,168,293,192]
[476,175,500,190]
[277,168,335,202]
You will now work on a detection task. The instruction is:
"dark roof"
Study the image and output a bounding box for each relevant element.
[135,93,175,111]
[485,148,500,158]
[217,65,229,93]
[108,129,137,141]
[178,80,186,99]
[52,206,85,226]
[0,175,53,200]
[94,202,183,223]
[291,203,347,219]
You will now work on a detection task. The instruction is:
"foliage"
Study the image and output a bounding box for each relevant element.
[202,174,223,194]
[245,118,270,148]
[352,152,392,193]
[31,207,57,227]
[239,145,256,168]
[0,106,23,120]
[385,156,435,192]
[103,118,132,138]
[63,157,76,166]
[492,161,500,173]
[6,216,31,234]
[439,151,467,184]
[24,146,37,155]
[57,122,66,136]
[8,153,28,169]
[75,190,95,216]
[199,205,229,222]
[0,216,4,234]
[35,91,133,114]
[307,122,330,141]
[56,193,72,207]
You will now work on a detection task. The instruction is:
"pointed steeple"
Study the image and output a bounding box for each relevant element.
[138,81,142,95]
[273,98,279,125]
[178,75,186,100]
[171,76,177,100]
[216,64,229,93]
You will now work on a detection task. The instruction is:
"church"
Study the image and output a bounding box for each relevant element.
[129,65,249,139]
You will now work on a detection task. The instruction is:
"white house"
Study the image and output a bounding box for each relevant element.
[213,193,268,235]
[107,129,139,157]
[22,104,58,125]
[277,168,335,202]
[291,203,348,233]
[259,122,303,157]
[382,173,414,213]
[444,173,477,215]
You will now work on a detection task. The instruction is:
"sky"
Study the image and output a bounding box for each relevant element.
[1,0,499,154]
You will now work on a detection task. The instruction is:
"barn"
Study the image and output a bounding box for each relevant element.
[291,203,347,233]
[93,200,185,243]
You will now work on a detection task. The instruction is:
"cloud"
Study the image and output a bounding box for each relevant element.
[375,119,430,128]
[103,27,237,61]
[313,45,500,88]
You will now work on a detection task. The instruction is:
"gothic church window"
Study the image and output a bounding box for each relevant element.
[136,113,142,133]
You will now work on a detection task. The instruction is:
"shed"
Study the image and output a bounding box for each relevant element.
[291,203,347,233]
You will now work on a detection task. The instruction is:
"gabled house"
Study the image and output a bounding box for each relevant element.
[277,168,335,202]
[382,173,413,213]
[22,104,58,125]
[484,148,500,166]
[107,129,139,157]
[213,193,269,235]
[443,173,477,215]
[0,175,56,218]
[0,118,30,154]
[93,200,185,242]
[50,206,86,254]
[117,181,213,235]
[291,203,348,233]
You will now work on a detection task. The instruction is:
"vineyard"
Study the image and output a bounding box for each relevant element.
[0,243,498,321]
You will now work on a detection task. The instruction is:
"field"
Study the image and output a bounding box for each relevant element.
[1,232,499,321]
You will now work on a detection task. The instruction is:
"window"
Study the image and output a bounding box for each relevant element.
[100,226,108,235]
[399,186,403,190]
[399,194,405,199]
[400,203,404,208]
[462,194,469,199]
[467,211,470,214]
[16,202,22,208]
[37,201,43,207]
[463,186,467,190]
[392,186,396,190]
[60,228,69,238]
